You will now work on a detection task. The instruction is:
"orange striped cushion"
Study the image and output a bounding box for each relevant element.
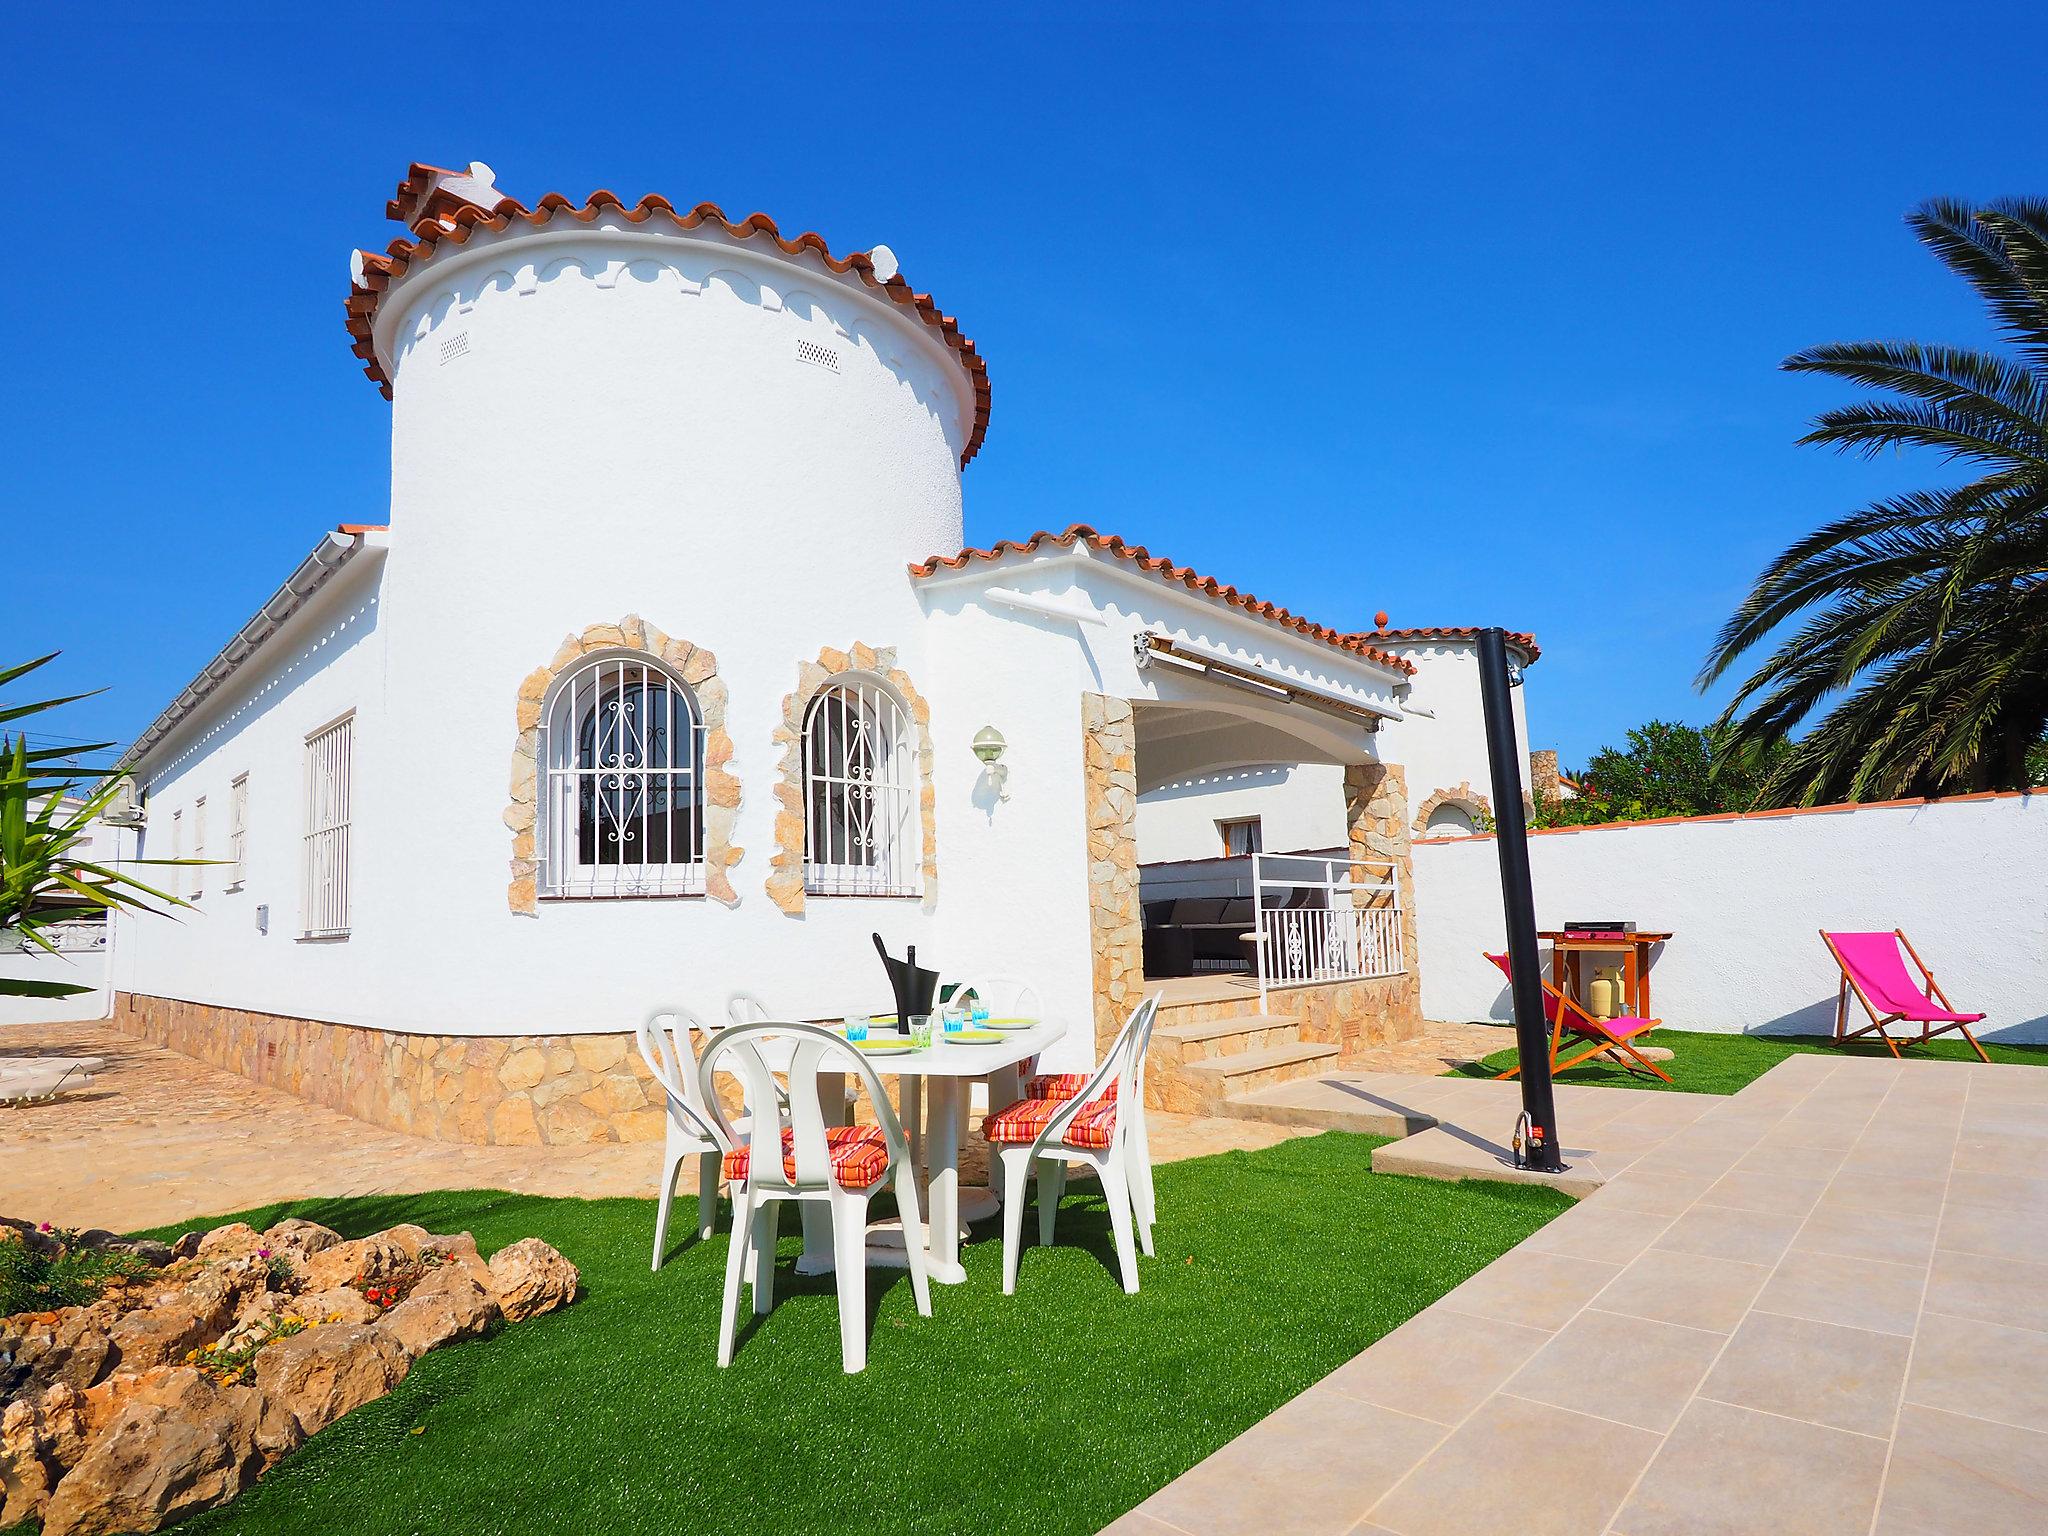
[1023,1073,1118,1103]
[983,1094,1119,1150]
[722,1124,890,1190]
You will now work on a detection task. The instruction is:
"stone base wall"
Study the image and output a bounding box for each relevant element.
[1282,975,1422,1054]
[1343,761,1424,1043]
[113,993,665,1147]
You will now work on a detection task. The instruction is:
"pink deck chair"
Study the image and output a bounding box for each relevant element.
[1483,952,1672,1083]
[1820,930,1991,1062]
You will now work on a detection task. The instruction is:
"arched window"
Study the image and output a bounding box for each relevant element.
[539,655,705,897]
[1425,803,1479,838]
[803,678,917,896]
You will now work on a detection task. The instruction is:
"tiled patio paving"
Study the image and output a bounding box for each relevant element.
[1107,1051,2048,1535]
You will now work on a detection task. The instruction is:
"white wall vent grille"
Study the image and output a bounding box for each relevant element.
[439,333,471,364]
[796,338,840,373]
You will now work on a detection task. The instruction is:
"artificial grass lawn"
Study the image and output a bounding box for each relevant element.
[134,1133,1565,1536]
[1447,1028,2048,1096]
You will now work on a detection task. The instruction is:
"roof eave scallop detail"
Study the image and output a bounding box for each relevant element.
[908,524,1417,676]
[1362,625,1542,664]
[346,167,991,467]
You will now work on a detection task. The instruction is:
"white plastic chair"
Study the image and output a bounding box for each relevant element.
[990,996,1157,1296]
[635,1008,731,1271]
[699,1021,932,1373]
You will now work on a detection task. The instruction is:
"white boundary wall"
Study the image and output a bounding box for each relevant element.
[1413,792,2048,1042]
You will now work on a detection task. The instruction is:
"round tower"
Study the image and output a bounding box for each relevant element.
[348,161,986,641]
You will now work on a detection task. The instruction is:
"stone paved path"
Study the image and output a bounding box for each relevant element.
[4,1021,1313,1233]
[1106,1051,2048,1536]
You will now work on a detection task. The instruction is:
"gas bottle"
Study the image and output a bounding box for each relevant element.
[1589,965,1626,1020]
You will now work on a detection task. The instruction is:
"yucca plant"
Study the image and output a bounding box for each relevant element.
[1,653,187,999]
[1700,199,2048,803]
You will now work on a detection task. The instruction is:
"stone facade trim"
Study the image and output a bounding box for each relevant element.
[1412,781,1493,837]
[505,616,742,914]
[1082,693,1142,1059]
[1344,761,1423,1035]
[764,643,937,916]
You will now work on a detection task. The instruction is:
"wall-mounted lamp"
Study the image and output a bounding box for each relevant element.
[971,725,1010,801]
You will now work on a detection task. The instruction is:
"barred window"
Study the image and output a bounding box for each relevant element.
[228,774,249,889]
[803,678,917,896]
[539,655,705,898]
[302,716,353,938]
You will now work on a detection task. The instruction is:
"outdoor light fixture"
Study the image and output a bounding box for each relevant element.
[971,725,1010,800]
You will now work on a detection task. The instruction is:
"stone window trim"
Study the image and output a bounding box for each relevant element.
[766,643,936,916]
[506,617,741,914]
[1412,782,1493,838]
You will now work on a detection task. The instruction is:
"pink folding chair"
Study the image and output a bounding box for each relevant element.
[1820,930,1991,1062]
[1483,952,1672,1083]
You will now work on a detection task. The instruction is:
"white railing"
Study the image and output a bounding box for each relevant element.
[8,919,108,953]
[1251,850,1405,1007]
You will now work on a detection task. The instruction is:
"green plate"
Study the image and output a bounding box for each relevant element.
[946,1030,1006,1045]
[983,1016,1040,1030]
[853,1037,916,1056]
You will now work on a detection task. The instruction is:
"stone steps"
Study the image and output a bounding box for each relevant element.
[1173,1040,1343,1113]
[1222,1075,1441,1138]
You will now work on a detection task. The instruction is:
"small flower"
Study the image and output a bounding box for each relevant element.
[257,1248,271,1259]
[38,1222,52,1233]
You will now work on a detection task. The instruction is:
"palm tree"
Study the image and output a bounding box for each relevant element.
[1700,199,2048,804]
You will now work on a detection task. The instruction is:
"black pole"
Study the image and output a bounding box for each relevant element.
[1476,628,1563,1172]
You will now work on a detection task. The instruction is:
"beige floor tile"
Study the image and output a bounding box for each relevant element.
[1592,1249,1771,1334]
[1319,1308,1551,1426]
[1733,1140,1849,1180]
[1838,1140,1959,1181]
[1958,1101,2048,1140]
[1614,1398,1887,1536]
[1753,1247,1928,1338]
[1502,1307,1725,1433]
[1824,1171,1950,1219]
[1793,1203,1938,1269]
[1952,1133,2047,1179]
[1937,1200,2048,1266]
[1925,1249,2048,1334]
[1873,1404,2048,1535]
[1944,1169,2048,1216]
[1136,1391,1445,1536]
[1097,1511,1194,1536]
[1594,1169,1717,1217]
[1367,1394,1659,1536]
[1765,1116,1870,1153]
[1435,1248,1622,1333]
[1697,1310,1909,1437]
[1696,1169,1827,1218]
[1652,1202,1804,1268]
[1641,1131,1754,1178]
[1904,1312,2048,1433]
[1523,1202,1676,1266]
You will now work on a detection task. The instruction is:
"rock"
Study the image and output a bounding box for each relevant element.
[170,1232,202,1261]
[106,1263,260,1375]
[37,1368,297,1536]
[260,1219,340,1265]
[120,1240,176,1268]
[298,1233,410,1294]
[8,1301,122,1394]
[194,1223,266,1264]
[292,1287,379,1328]
[485,1238,579,1322]
[377,1266,499,1358]
[251,1323,409,1439]
[0,1394,60,1527]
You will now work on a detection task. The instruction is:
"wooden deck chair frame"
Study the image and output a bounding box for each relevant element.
[1820,928,1991,1064]
[1484,952,1672,1084]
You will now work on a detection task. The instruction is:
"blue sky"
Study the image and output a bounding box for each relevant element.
[7,2,2045,769]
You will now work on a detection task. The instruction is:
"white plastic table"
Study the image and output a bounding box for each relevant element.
[795,1019,1067,1285]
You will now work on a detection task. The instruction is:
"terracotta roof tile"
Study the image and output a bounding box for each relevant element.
[347,171,991,467]
[908,525,1415,675]
[1359,624,1541,663]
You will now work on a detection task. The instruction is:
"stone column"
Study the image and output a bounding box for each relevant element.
[1344,760,1422,1027]
[1529,749,1561,805]
[1082,693,1141,1060]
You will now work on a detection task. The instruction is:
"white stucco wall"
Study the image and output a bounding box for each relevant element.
[1136,763,1348,863]
[1412,793,2048,1041]
[0,942,113,1025]
[1375,640,1531,826]
[112,553,392,1017]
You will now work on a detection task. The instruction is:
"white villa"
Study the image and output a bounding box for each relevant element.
[95,160,1547,1145]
